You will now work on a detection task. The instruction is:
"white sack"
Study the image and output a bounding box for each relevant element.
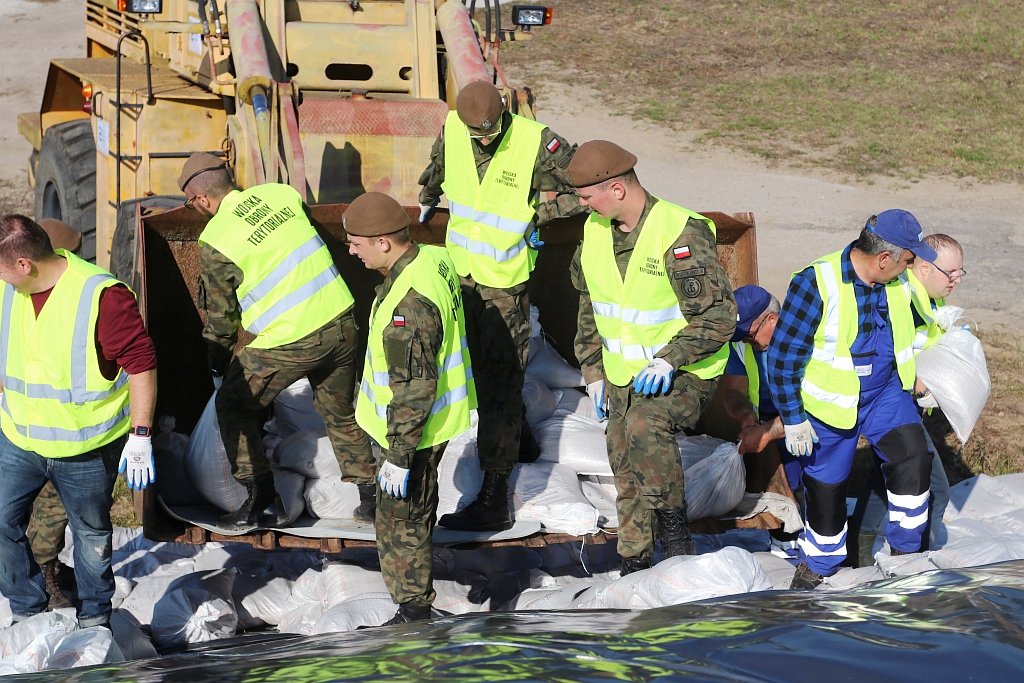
[184,391,248,512]
[274,378,327,437]
[153,416,203,507]
[304,476,361,519]
[277,602,325,635]
[0,611,78,670]
[513,463,600,536]
[915,326,990,443]
[681,440,747,519]
[290,563,389,608]
[237,575,296,627]
[534,394,610,475]
[313,596,399,633]
[41,625,120,670]
[276,430,339,479]
[527,335,584,389]
[149,569,239,648]
[437,424,484,517]
[272,468,307,525]
[523,373,557,427]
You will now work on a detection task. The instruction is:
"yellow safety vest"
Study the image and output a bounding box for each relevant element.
[356,246,475,450]
[906,269,944,353]
[799,251,917,429]
[199,183,353,349]
[441,111,544,288]
[0,252,130,457]
[731,341,760,412]
[580,200,730,387]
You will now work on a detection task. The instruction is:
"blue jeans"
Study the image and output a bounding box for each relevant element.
[0,429,121,627]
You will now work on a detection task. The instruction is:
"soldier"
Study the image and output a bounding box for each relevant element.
[418,80,583,532]
[178,153,374,530]
[567,141,737,574]
[344,193,474,626]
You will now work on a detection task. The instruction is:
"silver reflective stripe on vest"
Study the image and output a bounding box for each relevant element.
[359,377,389,419]
[0,284,14,386]
[239,236,326,313]
[448,227,527,265]
[1,374,128,404]
[601,337,665,362]
[246,264,341,335]
[448,200,531,235]
[431,383,469,415]
[810,259,843,366]
[592,300,684,326]
[800,377,859,410]
[1,392,129,443]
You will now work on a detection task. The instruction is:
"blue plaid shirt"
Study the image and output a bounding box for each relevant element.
[766,243,894,425]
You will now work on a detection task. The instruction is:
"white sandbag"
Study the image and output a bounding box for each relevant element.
[575,547,771,609]
[119,575,180,626]
[944,473,1024,524]
[527,335,584,389]
[0,597,10,629]
[437,425,484,517]
[822,565,886,590]
[149,569,238,648]
[512,463,600,536]
[272,468,307,525]
[111,576,135,610]
[108,611,157,661]
[522,373,557,427]
[274,378,327,437]
[153,415,203,507]
[237,575,296,627]
[184,391,248,513]
[683,441,747,519]
[0,611,78,669]
[290,563,389,608]
[42,625,120,670]
[277,602,325,635]
[313,596,399,633]
[275,430,339,479]
[928,530,1024,570]
[507,581,598,610]
[915,326,990,443]
[304,476,361,519]
[534,410,610,476]
[433,573,492,614]
[579,475,618,527]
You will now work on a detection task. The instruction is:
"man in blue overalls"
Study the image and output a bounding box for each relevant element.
[766,210,937,589]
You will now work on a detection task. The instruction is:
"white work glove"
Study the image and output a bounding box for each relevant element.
[632,358,675,397]
[916,388,939,410]
[418,200,437,224]
[378,460,410,499]
[784,420,819,457]
[118,434,155,490]
[586,379,607,421]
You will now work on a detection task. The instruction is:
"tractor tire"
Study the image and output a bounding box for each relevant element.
[110,195,183,288]
[34,120,97,262]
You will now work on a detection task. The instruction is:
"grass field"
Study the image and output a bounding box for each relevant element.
[501,0,1024,182]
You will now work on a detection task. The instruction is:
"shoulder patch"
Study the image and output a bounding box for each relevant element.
[392,314,406,327]
[682,277,703,298]
[673,266,706,279]
[545,138,561,153]
[673,245,692,260]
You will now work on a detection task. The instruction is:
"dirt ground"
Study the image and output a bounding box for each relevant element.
[0,1,1019,484]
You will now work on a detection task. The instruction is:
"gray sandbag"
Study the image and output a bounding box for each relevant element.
[183,391,248,513]
[150,569,239,648]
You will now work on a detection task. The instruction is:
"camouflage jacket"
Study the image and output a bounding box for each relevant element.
[570,192,737,385]
[197,243,244,373]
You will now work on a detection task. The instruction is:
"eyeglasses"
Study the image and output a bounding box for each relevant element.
[467,117,503,140]
[930,262,966,282]
[183,194,203,210]
[744,314,769,343]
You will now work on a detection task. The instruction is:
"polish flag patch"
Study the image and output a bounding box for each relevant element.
[673,245,692,259]
[545,138,561,153]
[392,315,406,327]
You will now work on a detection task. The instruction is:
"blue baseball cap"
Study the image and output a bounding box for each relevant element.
[865,209,937,263]
[731,285,772,342]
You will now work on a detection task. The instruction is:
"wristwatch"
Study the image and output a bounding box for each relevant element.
[130,425,151,437]
[914,388,932,400]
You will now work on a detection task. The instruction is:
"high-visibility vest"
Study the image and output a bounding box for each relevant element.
[580,199,730,387]
[799,251,917,429]
[441,111,544,288]
[906,269,945,353]
[199,183,353,349]
[0,252,130,457]
[356,246,475,450]
[731,341,760,412]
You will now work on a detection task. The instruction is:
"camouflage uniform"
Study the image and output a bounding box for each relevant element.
[571,192,736,560]
[419,115,582,473]
[371,245,451,608]
[198,245,373,485]
[27,481,68,566]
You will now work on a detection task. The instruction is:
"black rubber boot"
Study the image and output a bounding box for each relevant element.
[620,556,652,576]
[518,420,541,464]
[655,506,697,558]
[790,563,824,590]
[258,495,292,527]
[41,560,73,610]
[382,602,432,626]
[219,476,276,530]
[437,471,513,532]
[353,483,377,523]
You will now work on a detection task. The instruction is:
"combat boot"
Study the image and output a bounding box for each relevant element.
[258,495,293,527]
[353,483,377,523]
[41,559,72,610]
[437,471,513,532]
[655,506,696,558]
[219,476,276,531]
[620,556,652,576]
[381,602,432,626]
[790,563,824,590]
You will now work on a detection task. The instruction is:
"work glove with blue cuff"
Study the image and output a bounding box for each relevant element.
[378,460,410,499]
[632,358,675,397]
[784,420,819,457]
[119,434,155,490]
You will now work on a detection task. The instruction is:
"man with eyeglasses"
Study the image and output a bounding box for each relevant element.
[568,140,736,575]
[766,209,937,589]
[419,81,584,533]
[176,153,374,530]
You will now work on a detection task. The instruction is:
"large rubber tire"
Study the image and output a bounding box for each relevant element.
[110,195,183,288]
[34,120,97,262]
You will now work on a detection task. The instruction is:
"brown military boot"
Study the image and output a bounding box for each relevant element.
[655,506,696,558]
[41,559,73,610]
[437,471,513,532]
[353,483,377,523]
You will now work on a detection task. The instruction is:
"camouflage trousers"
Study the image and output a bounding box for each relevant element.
[375,442,447,608]
[606,374,718,560]
[28,480,68,566]
[460,280,530,475]
[217,311,373,484]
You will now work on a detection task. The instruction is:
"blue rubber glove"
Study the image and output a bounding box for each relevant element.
[632,358,675,396]
[378,460,410,499]
[118,434,155,490]
[527,225,544,249]
[586,380,607,421]
[784,420,819,457]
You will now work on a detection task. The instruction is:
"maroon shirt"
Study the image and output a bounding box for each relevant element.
[30,284,157,380]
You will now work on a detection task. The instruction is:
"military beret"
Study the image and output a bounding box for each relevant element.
[178,152,228,191]
[343,192,410,237]
[456,81,504,130]
[567,140,638,188]
[37,218,82,254]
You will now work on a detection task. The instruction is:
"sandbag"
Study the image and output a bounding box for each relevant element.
[682,440,747,519]
[313,596,399,633]
[527,335,585,389]
[149,569,239,648]
[271,468,307,525]
[41,625,120,670]
[304,476,361,519]
[0,611,79,670]
[274,378,327,437]
[534,390,610,475]
[290,563,389,608]
[915,326,990,443]
[522,373,557,427]
[275,430,339,479]
[153,415,202,507]
[513,463,600,536]
[437,425,484,517]
[183,391,248,513]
